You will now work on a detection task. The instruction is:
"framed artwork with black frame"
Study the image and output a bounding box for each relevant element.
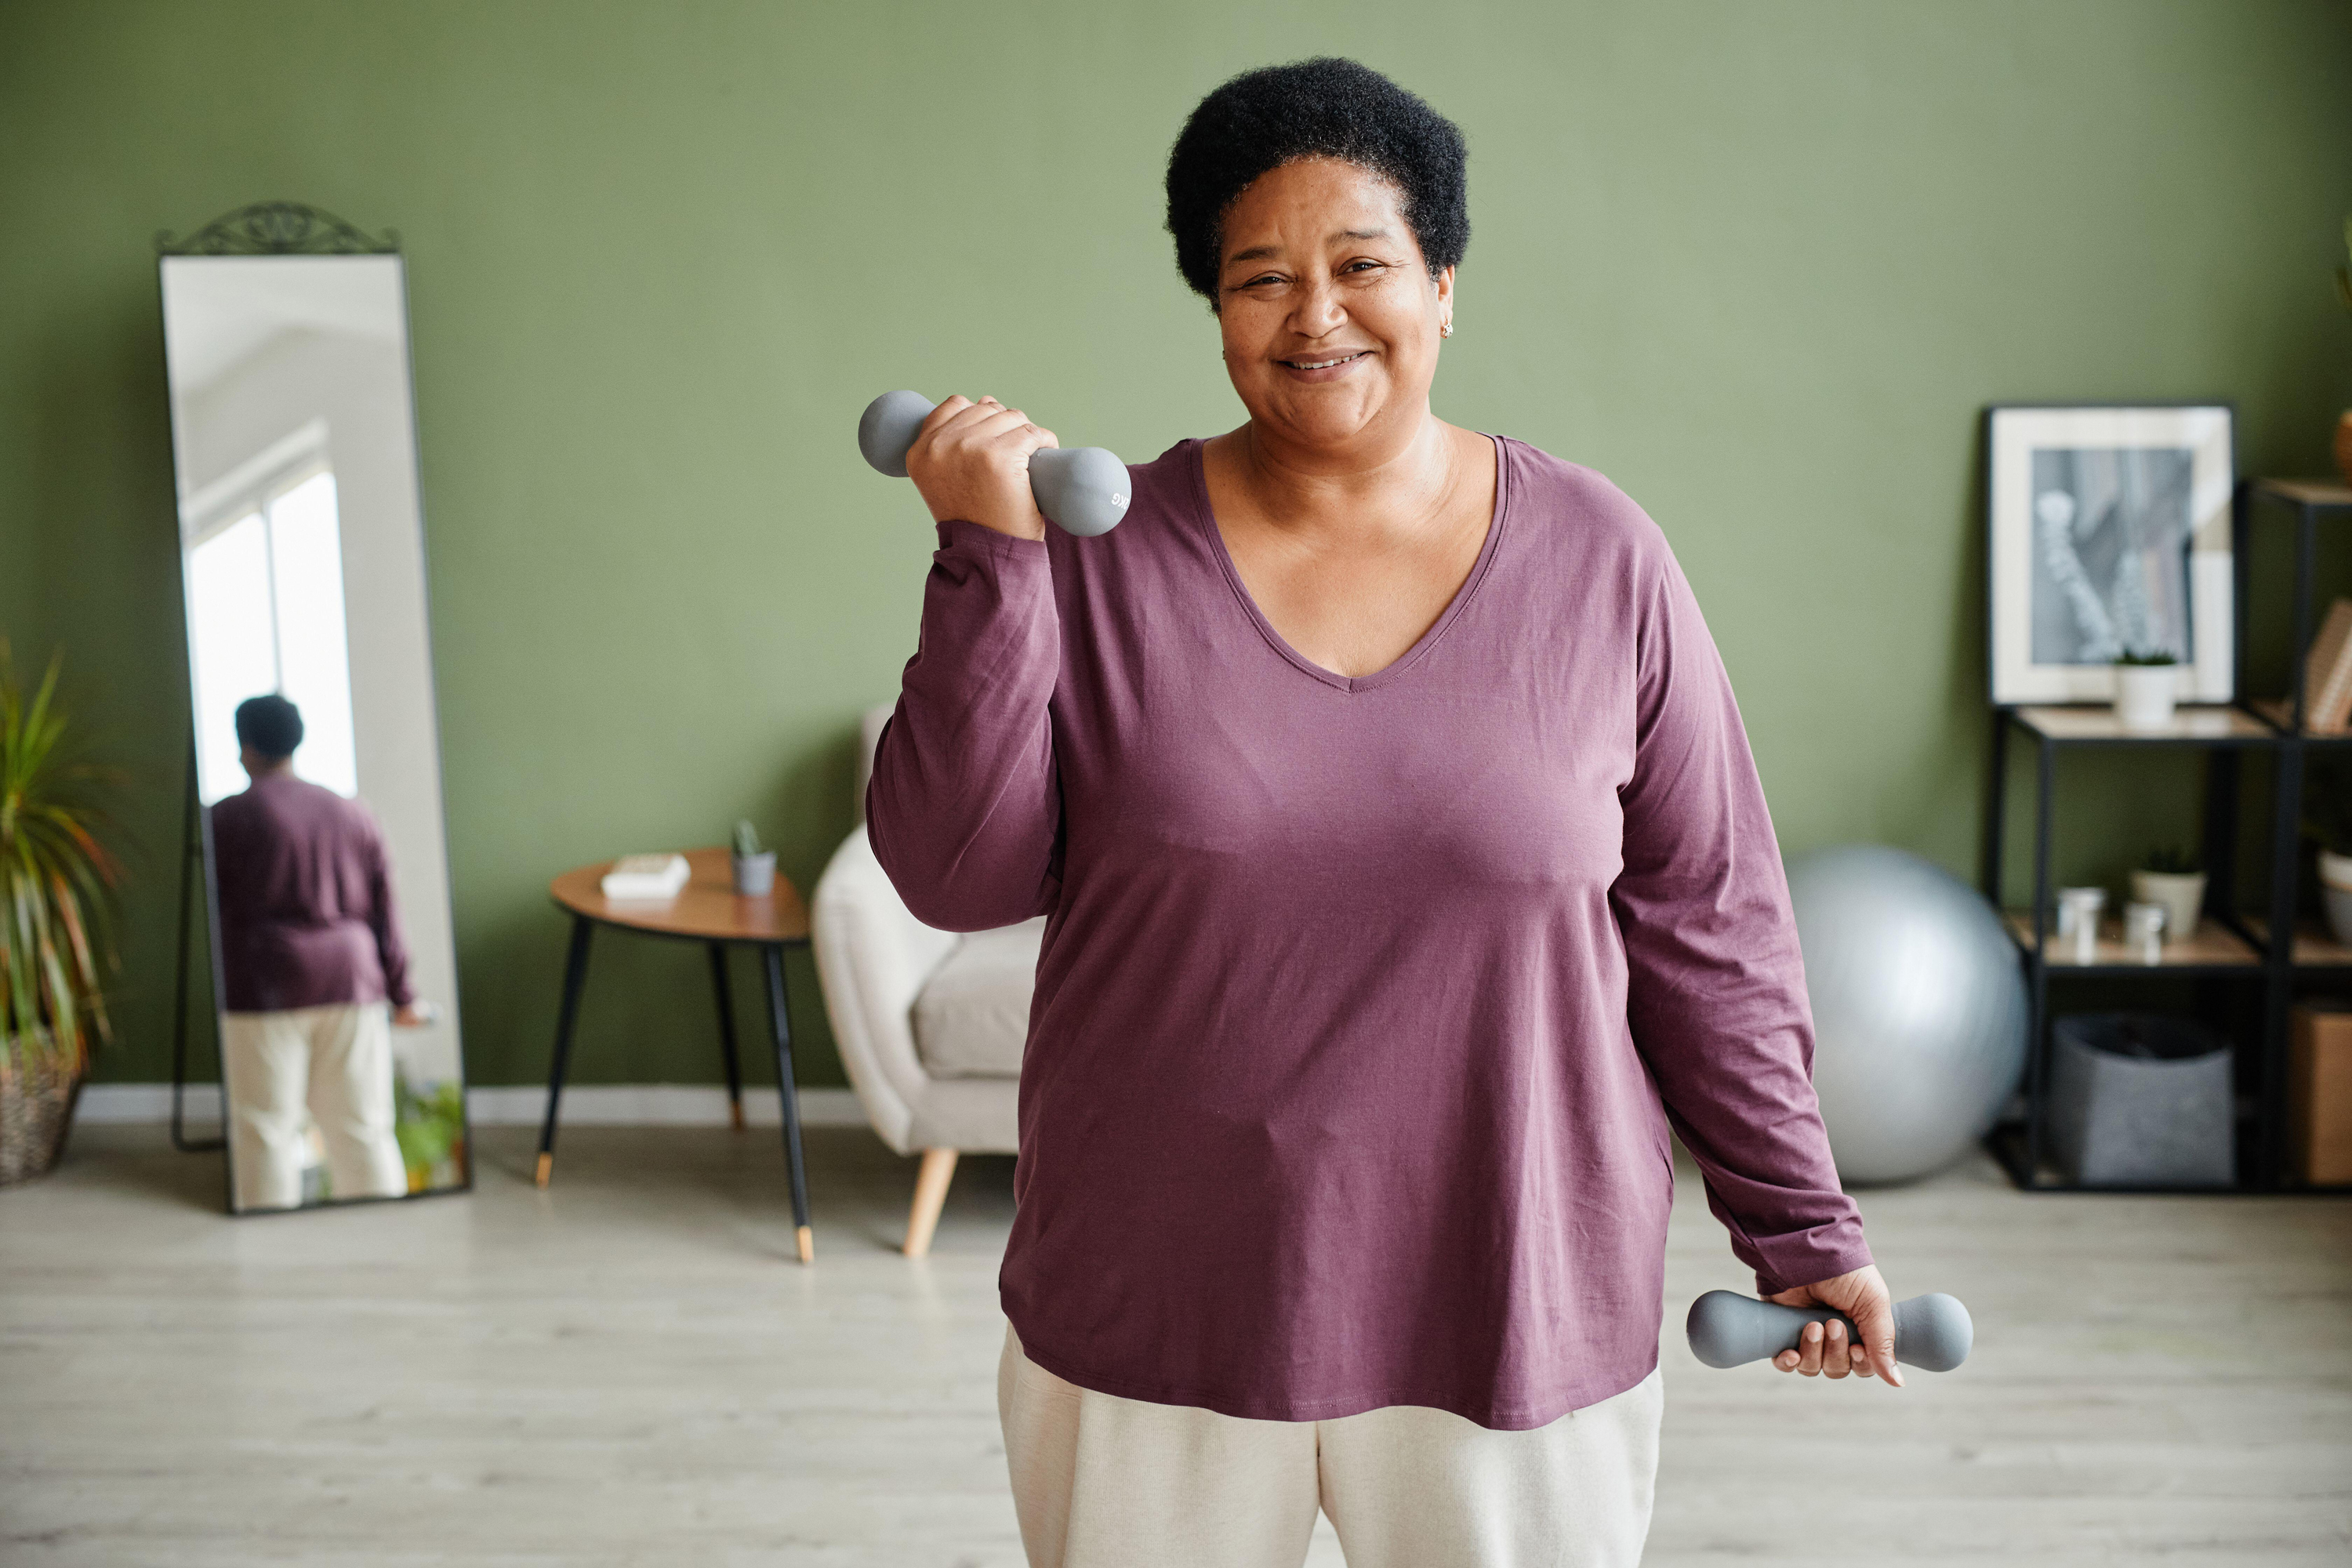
[1986,402,2235,706]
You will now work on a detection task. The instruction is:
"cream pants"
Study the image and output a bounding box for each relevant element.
[997,1321,1661,1568]
[223,1002,408,1210]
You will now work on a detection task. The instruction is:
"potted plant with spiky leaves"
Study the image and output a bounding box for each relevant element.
[1,645,121,1185]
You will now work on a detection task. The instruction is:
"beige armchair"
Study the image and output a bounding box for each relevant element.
[809,704,1039,1257]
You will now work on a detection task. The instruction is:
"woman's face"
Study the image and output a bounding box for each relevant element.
[1214,156,1452,459]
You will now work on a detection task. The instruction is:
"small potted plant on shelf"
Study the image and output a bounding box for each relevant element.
[0,645,121,1186]
[2111,648,2180,731]
[731,818,775,897]
[2307,767,2352,946]
[2130,845,2205,944]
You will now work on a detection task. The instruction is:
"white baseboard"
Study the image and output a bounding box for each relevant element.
[74,1083,867,1129]
[77,1083,226,1123]
[463,1084,866,1127]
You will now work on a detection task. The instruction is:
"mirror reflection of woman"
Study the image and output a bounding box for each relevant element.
[869,58,1895,1566]
[210,693,428,1210]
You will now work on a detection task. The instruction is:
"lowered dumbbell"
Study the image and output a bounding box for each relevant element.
[1686,1290,1973,1373]
[858,390,1130,538]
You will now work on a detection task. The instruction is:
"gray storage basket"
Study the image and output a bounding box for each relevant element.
[2048,1013,2234,1188]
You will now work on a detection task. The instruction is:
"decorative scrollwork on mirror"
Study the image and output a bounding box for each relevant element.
[157,201,399,256]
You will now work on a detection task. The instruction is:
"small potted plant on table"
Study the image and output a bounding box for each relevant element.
[0,647,119,1186]
[2112,648,2180,731]
[731,819,775,897]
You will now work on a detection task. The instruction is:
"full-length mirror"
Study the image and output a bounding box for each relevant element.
[159,220,468,1213]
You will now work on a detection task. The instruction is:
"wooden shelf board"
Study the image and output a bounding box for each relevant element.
[2013,704,2273,742]
[2238,916,2352,968]
[2249,698,2352,740]
[2254,477,2352,508]
[2002,911,2259,967]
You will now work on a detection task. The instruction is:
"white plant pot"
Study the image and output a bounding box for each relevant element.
[2321,851,2352,947]
[732,851,775,896]
[2129,870,2205,943]
[2113,666,2178,731]
[2326,885,2352,950]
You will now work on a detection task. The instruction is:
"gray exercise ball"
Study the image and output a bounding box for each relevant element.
[1786,844,2027,1185]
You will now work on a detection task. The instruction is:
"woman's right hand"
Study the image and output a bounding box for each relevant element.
[904,395,1058,541]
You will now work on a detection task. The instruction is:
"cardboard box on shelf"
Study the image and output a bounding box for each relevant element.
[2289,1003,2352,1185]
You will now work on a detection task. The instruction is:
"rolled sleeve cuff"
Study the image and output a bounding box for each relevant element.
[937,517,1051,566]
[1742,1213,1875,1298]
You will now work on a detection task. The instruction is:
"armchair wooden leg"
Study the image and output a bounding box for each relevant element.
[905,1148,959,1258]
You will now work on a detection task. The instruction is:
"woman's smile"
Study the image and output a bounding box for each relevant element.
[1276,348,1374,379]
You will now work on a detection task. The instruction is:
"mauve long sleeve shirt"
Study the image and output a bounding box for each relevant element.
[867,434,1869,1430]
[209,772,414,1014]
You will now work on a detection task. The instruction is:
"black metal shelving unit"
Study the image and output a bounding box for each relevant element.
[1983,476,2352,1194]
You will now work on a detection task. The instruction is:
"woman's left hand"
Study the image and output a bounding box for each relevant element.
[1765,1264,1903,1387]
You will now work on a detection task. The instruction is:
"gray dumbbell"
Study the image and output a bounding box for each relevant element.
[1686,1290,1973,1373]
[858,390,1130,538]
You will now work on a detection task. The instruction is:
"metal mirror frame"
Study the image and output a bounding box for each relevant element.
[156,202,472,1213]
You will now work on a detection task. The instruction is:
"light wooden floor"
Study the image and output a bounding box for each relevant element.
[2,1123,2347,1566]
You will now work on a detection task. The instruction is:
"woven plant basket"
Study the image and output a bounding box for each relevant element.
[0,1042,84,1187]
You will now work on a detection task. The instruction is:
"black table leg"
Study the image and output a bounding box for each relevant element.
[709,943,746,1131]
[535,916,594,1188]
[762,944,815,1262]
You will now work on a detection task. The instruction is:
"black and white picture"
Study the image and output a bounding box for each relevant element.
[1989,406,2233,705]
[2029,446,2194,666]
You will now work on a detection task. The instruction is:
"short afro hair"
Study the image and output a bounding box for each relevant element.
[1164,57,1468,307]
[234,694,303,760]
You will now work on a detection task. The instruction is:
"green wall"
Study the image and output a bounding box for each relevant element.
[3,1,2348,1088]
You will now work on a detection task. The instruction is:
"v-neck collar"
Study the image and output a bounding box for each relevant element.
[1184,434,1511,694]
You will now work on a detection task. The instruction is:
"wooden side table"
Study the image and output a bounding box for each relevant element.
[540,848,818,1261]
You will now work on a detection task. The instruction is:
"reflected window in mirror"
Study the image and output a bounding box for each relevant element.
[187,451,359,804]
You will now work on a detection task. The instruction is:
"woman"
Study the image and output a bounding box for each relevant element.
[869,57,1894,1568]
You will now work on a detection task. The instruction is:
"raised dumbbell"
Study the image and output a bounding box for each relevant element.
[858,390,1131,538]
[1686,1290,1973,1373]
